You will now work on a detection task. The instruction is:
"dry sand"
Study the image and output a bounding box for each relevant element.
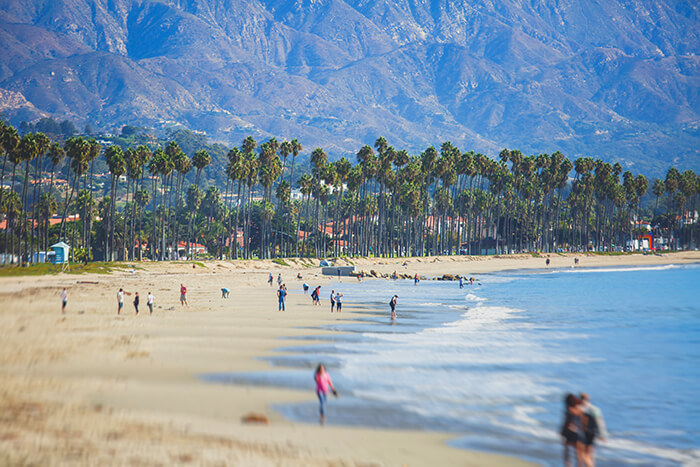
[1,252,698,466]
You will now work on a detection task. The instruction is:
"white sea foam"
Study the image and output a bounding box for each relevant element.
[563,264,679,274]
[464,293,487,301]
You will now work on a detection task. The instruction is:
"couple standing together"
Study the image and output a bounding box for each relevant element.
[561,393,608,467]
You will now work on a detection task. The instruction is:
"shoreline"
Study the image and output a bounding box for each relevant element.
[2,252,698,465]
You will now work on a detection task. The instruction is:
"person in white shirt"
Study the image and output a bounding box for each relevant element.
[147,292,154,314]
[335,292,343,312]
[117,288,124,315]
[61,288,67,314]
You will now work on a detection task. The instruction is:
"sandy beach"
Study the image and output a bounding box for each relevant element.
[1,252,698,466]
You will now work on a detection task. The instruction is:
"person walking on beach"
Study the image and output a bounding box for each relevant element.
[180,283,188,307]
[147,291,154,314]
[414,273,419,285]
[61,288,67,314]
[330,290,336,312]
[337,268,341,280]
[389,295,398,320]
[277,284,287,311]
[335,292,343,312]
[277,273,282,286]
[133,292,140,315]
[268,273,273,286]
[312,286,321,306]
[546,257,551,267]
[314,364,337,426]
[580,393,607,466]
[117,288,125,315]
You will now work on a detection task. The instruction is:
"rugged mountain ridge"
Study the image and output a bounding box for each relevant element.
[0,0,698,173]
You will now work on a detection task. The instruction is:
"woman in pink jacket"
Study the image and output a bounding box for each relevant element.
[314,364,337,425]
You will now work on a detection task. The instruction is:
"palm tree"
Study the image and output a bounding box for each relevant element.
[257,141,282,258]
[0,124,20,215]
[59,137,90,243]
[172,148,191,259]
[28,133,50,262]
[298,174,313,257]
[15,133,39,264]
[332,157,351,256]
[164,141,184,260]
[651,178,665,217]
[105,146,126,260]
[127,145,151,260]
[37,192,57,252]
[187,149,211,259]
[310,148,327,256]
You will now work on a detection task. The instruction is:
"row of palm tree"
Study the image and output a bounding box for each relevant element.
[1,120,698,264]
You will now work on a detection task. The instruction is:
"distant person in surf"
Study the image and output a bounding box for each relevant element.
[389,295,398,320]
[459,277,464,289]
[314,363,337,426]
[414,273,419,285]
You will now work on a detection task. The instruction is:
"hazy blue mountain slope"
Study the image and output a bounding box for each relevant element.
[0,0,698,174]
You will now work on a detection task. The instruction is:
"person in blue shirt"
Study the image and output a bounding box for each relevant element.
[277,284,287,311]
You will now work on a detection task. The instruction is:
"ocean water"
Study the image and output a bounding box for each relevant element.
[202,263,700,466]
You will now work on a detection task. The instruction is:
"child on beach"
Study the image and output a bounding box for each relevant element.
[147,291,154,314]
[389,295,398,320]
[61,288,67,314]
[314,364,337,425]
[180,284,188,307]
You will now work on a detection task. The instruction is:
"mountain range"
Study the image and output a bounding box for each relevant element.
[0,0,698,174]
